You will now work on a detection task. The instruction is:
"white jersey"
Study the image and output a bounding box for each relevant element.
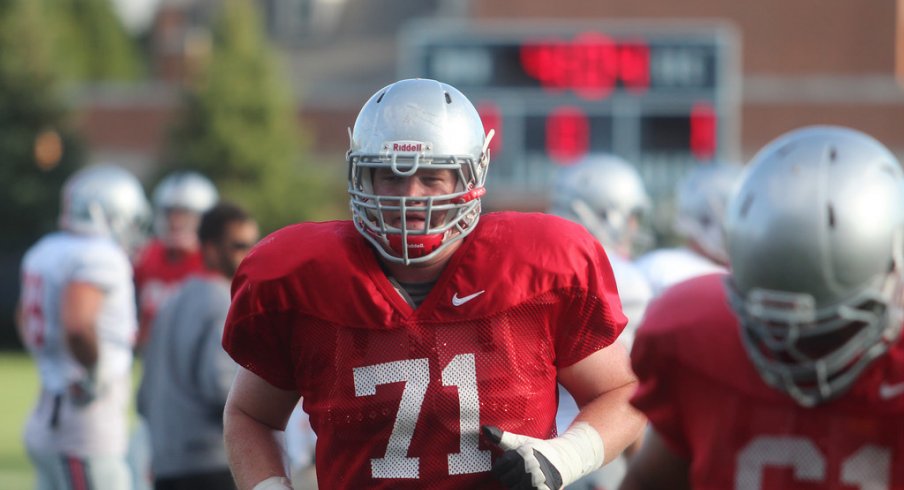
[20,231,136,457]
[634,246,726,297]
[606,253,652,349]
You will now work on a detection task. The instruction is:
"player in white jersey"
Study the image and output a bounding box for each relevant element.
[548,154,654,490]
[17,164,150,490]
[635,162,743,297]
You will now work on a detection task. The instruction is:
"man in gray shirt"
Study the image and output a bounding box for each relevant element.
[138,202,259,490]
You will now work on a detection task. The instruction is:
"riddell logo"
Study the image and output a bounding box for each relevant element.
[407,242,425,248]
[392,142,424,152]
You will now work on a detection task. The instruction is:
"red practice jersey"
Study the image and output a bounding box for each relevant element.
[631,273,904,490]
[223,212,627,489]
[134,239,205,339]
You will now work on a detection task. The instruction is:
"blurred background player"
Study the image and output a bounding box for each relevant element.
[134,170,218,348]
[621,126,904,489]
[634,162,743,297]
[138,202,258,490]
[548,154,654,489]
[17,164,150,490]
[130,170,218,490]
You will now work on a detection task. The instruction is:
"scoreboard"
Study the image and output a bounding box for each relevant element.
[398,20,740,211]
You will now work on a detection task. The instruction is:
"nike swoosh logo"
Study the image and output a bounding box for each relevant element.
[452,290,485,307]
[879,382,904,400]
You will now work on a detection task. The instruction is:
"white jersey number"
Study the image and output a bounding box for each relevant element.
[353,353,492,479]
[20,273,46,349]
[736,436,890,489]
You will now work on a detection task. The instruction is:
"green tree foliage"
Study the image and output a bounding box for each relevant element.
[44,0,143,81]
[164,0,346,234]
[0,0,83,252]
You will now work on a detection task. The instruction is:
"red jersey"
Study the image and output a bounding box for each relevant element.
[223,212,626,489]
[631,273,904,489]
[134,239,205,339]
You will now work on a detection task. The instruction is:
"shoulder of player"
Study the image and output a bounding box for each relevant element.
[66,234,131,269]
[634,273,734,364]
[478,211,600,257]
[238,220,357,282]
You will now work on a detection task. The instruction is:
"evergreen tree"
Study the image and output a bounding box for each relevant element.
[0,0,84,252]
[45,0,143,81]
[165,0,345,234]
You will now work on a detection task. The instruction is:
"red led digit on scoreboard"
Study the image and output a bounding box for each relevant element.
[477,102,502,155]
[519,33,651,99]
[618,40,650,93]
[547,106,589,164]
[571,32,617,100]
[690,102,717,160]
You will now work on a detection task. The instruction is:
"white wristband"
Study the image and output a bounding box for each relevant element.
[252,476,294,490]
[499,421,606,487]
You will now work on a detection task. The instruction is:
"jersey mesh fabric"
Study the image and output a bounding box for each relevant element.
[223,214,626,489]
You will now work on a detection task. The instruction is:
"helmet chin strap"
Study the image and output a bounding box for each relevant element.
[387,233,445,262]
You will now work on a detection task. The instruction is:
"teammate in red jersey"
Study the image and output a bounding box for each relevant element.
[221,78,646,490]
[620,126,904,490]
[133,171,218,347]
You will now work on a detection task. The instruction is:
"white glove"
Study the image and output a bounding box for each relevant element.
[252,476,294,490]
[482,422,605,490]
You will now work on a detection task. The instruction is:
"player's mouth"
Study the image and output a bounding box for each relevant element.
[390,213,428,230]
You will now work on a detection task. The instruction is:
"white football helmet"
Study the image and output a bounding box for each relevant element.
[673,162,743,265]
[725,125,904,407]
[347,78,493,265]
[59,164,151,254]
[549,154,652,257]
[151,171,218,248]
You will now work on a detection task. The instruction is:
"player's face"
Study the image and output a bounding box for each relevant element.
[163,207,202,251]
[371,168,458,231]
[209,220,259,278]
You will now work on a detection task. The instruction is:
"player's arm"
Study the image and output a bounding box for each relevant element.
[558,341,646,465]
[618,428,690,490]
[61,281,103,369]
[484,341,646,489]
[224,366,301,490]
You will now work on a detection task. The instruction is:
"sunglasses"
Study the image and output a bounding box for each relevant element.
[227,241,255,251]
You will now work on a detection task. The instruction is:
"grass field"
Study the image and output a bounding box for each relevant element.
[0,351,145,489]
[0,351,38,489]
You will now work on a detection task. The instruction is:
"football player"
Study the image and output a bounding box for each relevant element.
[221,78,646,490]
[620,126,904,489]
[133,170,218,347]
[17,164,150,490]
[548,154,654,489]
[634,161,743,297]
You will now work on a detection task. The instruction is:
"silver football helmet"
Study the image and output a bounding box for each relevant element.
[347,78,494,265]
[725,125,904,407]
[549,154,652,257]
[59,164,151,254]
[674,162,743,265]
[151,171,218,248]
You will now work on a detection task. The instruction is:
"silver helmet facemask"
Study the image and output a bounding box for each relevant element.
[347,79,493,265]
[724,125,904,407]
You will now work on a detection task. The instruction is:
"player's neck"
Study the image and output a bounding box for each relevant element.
[378,241,460,283]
